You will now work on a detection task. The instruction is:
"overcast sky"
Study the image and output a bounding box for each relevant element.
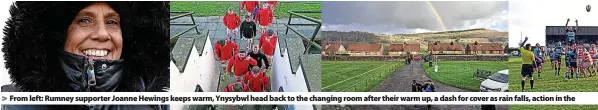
[322,1,508,35]
[509,0,598,47]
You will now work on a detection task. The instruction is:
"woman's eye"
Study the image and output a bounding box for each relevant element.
[77,18,91,26]
[106,19,119,25]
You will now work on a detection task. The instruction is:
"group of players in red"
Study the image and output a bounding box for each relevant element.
[216,1,279,93]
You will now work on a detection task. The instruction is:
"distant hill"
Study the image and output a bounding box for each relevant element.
[323,28,508,52]
[322,31,379,43]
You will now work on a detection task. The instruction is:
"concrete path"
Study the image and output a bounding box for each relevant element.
[323,61,508,110]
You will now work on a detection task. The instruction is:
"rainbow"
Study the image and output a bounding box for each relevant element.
[426,1,448,31]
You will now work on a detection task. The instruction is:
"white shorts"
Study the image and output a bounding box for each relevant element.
[227,28,238,36]
[220,60,229,68]
[584,62,593,68]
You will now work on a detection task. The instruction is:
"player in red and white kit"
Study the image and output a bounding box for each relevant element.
[577,46,586,77]
[583,48,594,77]
[590,44,597,76]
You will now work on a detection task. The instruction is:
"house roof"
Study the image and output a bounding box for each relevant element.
[323,43,343,52]
[389,44,420,52]
[389,44,404,52]
[346,43,382,52]
[427,42,463,51]
[467,43,504,51]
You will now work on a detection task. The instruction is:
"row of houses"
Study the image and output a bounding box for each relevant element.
[323,42,505,56]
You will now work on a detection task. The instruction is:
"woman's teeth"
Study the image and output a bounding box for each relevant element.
[83,49,109,57]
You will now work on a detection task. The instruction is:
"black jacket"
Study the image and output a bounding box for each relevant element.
[249,50,270,69]
[240,20,257,38]
[411,83,422,92]
[2,2,170,110]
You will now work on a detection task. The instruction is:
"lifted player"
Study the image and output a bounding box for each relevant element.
[565,18,579,46]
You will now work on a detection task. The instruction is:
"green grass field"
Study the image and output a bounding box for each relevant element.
[170,1,321,19]
[509,57,598,110]
[322,61,403,92]
[424,61,508,91]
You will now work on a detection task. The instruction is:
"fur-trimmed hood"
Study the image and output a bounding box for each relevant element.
[2,1,170,92]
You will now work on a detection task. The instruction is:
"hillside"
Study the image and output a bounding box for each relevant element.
[323,28,508,52]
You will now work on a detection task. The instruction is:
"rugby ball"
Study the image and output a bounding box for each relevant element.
[587,5,591,12]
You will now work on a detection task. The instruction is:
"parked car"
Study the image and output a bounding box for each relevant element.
[480,69,508,92]
[413,55,422,61]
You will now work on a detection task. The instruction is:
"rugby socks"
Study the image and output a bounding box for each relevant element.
[558,68,561,75]
[521,80,525,92]
[576,71,580,80]
[538,71,541,79]
[530,80,534,90]
[565,72,569,80]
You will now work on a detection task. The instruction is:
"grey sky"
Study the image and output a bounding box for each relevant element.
[322,1,508,34]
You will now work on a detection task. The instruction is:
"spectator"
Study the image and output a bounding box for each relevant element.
[1,2,170,109]
[223,7,241,40]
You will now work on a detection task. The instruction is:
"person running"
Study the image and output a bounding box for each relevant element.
[422,80,435,110]
[406,53,412,64]
[533,43,544,79]
[428,51,433,67]
[255,3,274,33]
[240,1,260,18]
[215,39,239,72]
[223,7,241,40]
[566,44,579,80]
[227,50,258,82]
[553,42,564,76]
[260,29,277,65]
[411,80,422,92]
[244,66,269,92]
[240,15,258,49]
[519,37,534,91]
[249,44,270,73]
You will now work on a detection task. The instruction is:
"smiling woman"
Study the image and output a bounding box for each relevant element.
[1,1,170,110]
[64,2,123,61]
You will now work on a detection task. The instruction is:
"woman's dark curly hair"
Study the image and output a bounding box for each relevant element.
[2,1,170,92]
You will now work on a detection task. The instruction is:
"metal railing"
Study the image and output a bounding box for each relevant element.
[170,11,200,40]
[336,63,400,92]
[283,10,322,54]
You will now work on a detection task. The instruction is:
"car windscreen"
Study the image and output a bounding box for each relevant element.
[488,73,508,83]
